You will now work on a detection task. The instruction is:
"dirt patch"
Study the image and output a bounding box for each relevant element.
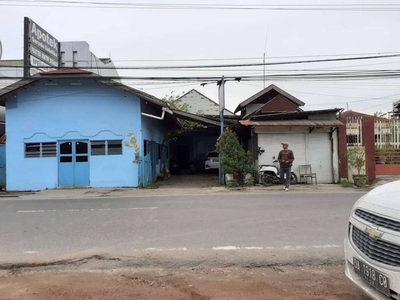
[156,173,219,189]
[0,264,368,300]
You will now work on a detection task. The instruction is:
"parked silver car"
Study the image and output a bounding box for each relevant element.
[204,151,219,170]
[344,180,400,299]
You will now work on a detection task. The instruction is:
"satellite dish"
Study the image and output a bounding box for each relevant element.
[0,40,2,60]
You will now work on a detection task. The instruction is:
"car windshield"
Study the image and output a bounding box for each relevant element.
[207,152,219,158]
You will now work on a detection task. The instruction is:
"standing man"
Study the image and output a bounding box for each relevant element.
[278,141,294,191]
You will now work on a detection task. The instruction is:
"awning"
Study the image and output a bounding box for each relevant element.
[239,119,344,127]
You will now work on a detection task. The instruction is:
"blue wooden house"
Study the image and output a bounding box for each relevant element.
[0,70,177,191]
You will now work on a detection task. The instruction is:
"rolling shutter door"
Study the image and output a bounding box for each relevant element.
[258,133,333,183]
[308,133,333,183]
[258,133,306,177]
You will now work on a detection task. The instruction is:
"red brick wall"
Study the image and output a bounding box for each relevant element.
[338,114,377,182]
[376,164,400,175]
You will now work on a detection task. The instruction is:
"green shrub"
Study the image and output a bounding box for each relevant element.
[346,146,365,175]
[145,182,158,189]
[216,129,255,186]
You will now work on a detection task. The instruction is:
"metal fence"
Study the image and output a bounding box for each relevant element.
[375,119,400,149]
[346,116,363,146]
[346,117,400,164]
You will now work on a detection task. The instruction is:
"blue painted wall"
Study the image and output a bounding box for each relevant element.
[5,79,156,191]
[141,105,167,177]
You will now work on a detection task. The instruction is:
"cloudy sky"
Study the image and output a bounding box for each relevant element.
[1,0,400,115]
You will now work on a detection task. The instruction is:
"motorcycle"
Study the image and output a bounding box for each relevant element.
[259,158,298,186]
[189,160,197,174]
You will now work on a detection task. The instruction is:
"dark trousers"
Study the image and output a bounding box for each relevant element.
[280,166,291,188]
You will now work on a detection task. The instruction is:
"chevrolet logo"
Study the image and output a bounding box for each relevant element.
[365,227,383,240]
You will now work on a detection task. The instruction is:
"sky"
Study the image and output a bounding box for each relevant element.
[1,0,400,115]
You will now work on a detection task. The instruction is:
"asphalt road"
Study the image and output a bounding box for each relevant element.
[0,191,365,268]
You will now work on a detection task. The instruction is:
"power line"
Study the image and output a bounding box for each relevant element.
[1,1,400,11]
[2,53,400,70]
[111,51,400,63]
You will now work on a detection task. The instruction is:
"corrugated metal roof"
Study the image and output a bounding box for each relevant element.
[98,79,167,108]
[39,69,93,75]
[240,119,344,127]
[0,79,37,106]
[0,76,167,109]
[250,108,343,120]
[172,109,222,126]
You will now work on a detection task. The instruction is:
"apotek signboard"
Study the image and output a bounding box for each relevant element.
[24,17,60,76]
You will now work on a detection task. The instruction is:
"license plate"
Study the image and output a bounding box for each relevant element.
[212,159,219,162]
[353,257,390,297]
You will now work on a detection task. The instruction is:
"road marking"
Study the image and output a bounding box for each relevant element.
[213,246,239,250]
[243,247,264,250]
[130,245,342,253]
[212,245,341,251]
[143,248,187,251]
[24,251,38,254]
[18,207,158,213]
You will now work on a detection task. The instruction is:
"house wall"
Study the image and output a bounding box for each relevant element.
[177,90,233,116]
[5,79,143,191]
[261,95,298,113]
[141,105,168,176]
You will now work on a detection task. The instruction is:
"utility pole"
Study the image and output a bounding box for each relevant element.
[218,76,225,185]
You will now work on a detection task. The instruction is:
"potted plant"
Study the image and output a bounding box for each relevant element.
[346,146,368,187]
[216,129,255,187]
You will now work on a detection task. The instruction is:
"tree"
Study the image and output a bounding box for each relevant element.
[374,111,388,118]
[162,91,190,112]
[162,91,204,137]
[216,129,254,186]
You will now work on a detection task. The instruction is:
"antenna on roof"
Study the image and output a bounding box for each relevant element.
[263,27,269,89]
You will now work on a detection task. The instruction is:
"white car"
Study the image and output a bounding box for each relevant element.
[344,180,400,299]
[204,151,219,170]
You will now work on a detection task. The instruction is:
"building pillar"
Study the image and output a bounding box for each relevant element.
[338,115,348,180]
[362,116,376,183]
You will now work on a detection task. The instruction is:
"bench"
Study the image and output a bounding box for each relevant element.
[299,164,317,185]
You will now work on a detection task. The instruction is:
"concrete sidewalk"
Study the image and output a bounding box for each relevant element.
[0,183,362,201]
[0,175,398,201]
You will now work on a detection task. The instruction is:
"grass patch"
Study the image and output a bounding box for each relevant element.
[339,179,354,188]
[145,182,158,189]
[226,180,240,188]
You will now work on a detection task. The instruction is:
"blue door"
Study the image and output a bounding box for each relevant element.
[58,141,89,187]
